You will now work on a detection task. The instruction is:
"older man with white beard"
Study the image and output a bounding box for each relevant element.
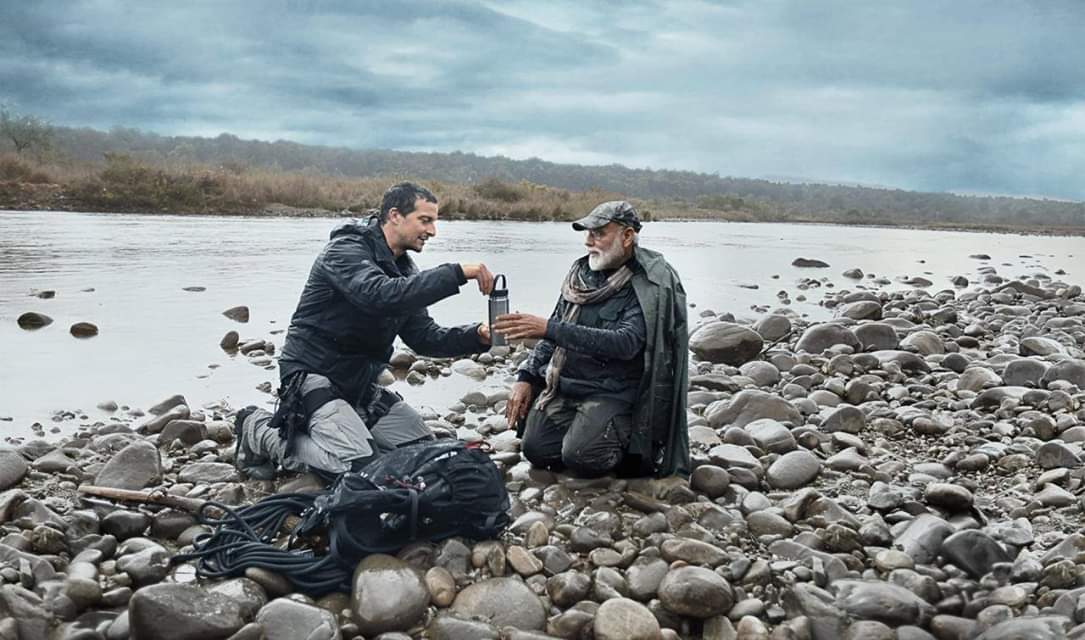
[493,201,690,478]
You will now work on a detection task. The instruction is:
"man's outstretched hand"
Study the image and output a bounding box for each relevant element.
[477,323,491,345]
[505,381,535,426]
[460,263,495,295]
[492,312,548,340]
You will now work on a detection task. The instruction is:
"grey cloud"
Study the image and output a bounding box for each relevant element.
[1,0,1083,199]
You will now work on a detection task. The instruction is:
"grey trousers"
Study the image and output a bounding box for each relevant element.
[521,395,633,478]
[242,374,432,475]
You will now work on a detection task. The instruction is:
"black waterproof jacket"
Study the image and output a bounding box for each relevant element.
[278,217,486,404]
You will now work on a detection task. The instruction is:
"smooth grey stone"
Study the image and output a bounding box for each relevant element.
[1042,359,1085,388]
[766,450,821,489]
[594,597,661,640]
[660,538,727,566]
[745,419,796,453]
[924,483,973,511]
[822,405,866,434]
[781,583,847,640]
[177,462,241,484]
[1036,441,1081,469]
[0,450,28,491]
[974,616,1072,639]
[208,578,267,621]
[351,554,429,636]
[796,323,861,353]
[255,597,339,640]
[128,583,244,640]
[940,530,1012,578]
[689,322,764,365]
[658,566,733,619]
[450,578,546,631]
[831,579,935,627]
[958,367,1002,392]
[546,571,592,608]
[1003,358,1050,387]
[626,557,669,602]
[706,389,803,429]
[690,464,731,498]
[754,314,792,342]
[855,322,899,351]
[426,614,500,640]
[893,514,952,565]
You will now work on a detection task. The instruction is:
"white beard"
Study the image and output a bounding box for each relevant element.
[588,242,625,271]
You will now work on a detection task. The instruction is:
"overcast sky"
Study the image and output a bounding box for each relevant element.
[2,1,1083,200]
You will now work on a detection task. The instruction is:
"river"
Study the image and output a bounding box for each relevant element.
[1,210,1081,438]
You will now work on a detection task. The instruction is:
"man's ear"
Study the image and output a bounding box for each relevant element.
[622,227,636,249]
[387,208,401,225]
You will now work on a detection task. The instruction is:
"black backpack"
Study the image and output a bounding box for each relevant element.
[174,439,510,594]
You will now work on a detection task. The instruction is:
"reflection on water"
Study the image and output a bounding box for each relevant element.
[1,210,1081,438]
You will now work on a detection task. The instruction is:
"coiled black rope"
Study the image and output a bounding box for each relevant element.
[171,493,352,595]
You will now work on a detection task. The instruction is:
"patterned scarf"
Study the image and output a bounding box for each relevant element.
[535,259,635,409]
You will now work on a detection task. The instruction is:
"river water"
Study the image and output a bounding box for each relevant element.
[1,210,1081,439]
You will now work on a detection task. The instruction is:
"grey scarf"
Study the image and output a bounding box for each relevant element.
[535,259,635,409]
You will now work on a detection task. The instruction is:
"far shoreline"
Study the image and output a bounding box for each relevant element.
[4,204,1084,239]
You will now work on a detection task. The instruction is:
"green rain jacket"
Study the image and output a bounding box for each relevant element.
[627,245,690,477]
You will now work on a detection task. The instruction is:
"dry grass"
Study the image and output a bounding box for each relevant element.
[2,152,632,219]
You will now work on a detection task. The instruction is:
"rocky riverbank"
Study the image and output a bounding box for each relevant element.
[2,266,1085,639]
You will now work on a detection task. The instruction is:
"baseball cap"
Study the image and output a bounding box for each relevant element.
[571,201,642,233]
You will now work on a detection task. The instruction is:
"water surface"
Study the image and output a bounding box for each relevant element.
[1,210,1080,438]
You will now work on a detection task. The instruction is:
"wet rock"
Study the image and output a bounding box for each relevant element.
[793,258,830,268]
[351,554,429,636]
[796,323,861,353]
[1021,336,1067,357]
[754,314,792,342]
[70,322,99,338]
[706,389,802,428]
[626,557,669,602]
[740,361,781,387]
[426,614,500,639]
[222,306,249,322]
[973,616,1072,639]
[17,312,52,330]
[1002,358,1049,387]
[207,578,267,620]
[689,322,764,365]
[745,419,796,453]
[940,530,1012,578]
[177,462,241,484]
[451,359,486,380]
[894,514,952,565]
[425,566,456,607]
[838,301,882,321]
[854,322,900,351]
[658,566,733,618]
[923,483,973,511]
[766,450,821,489]
[255,598,339,640]
[822,405,866,434]
[0,450,28,490]
[116,544,170,586]
[128,583,244,640]
[781,583,847,639]
[958,367,1002,392]
[690,464,731,498]
[832,580,935,627]
[450,577,546,630]
[661,538,727,566]
[1036,441,1080,469]
[594,598,661,640]
[899,330,944,355]
[219,331,240,350]
[843,268,864,279]
[1043,359,1085,388]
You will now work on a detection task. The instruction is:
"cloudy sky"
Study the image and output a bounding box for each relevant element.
[2,1,1083,199]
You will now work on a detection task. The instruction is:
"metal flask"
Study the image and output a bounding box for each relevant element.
[488,274,509,347]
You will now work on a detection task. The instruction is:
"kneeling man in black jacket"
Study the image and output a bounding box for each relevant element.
[235,182,494,479]
[494,201,690,479]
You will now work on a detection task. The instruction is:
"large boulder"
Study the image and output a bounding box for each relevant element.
[796,324,861,353]
[706,390,802,429]
[689,322,764,365]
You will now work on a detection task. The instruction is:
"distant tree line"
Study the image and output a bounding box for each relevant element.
[0,112,1082,229]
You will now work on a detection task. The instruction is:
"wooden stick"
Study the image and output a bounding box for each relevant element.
[77,484,213,515]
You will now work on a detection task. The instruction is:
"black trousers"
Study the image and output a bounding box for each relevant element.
[521,395,633,478]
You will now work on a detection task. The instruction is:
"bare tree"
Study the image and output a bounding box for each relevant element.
[0,106,53,156]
